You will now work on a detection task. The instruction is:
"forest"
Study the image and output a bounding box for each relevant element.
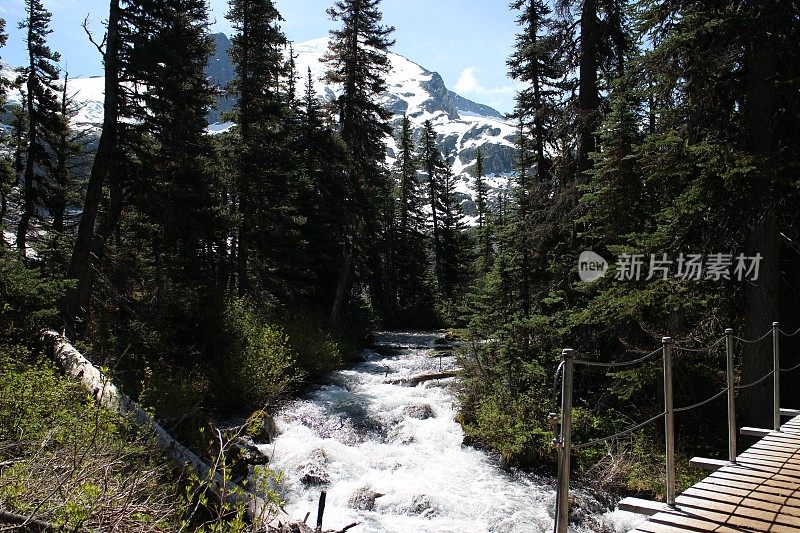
[1,0,800,530]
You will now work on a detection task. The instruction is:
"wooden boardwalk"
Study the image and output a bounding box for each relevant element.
[631,415,800,532]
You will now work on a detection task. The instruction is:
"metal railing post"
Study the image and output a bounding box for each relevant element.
[663,337,675,506]
[555,349,574,533]
[726,328,736,463]
[773,321,780,431]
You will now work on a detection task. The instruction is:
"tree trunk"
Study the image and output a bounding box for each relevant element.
[576,0,599,180]
[17,35,38,258]
[329,249,353,328]
[65,0,121,336]
[740,1,782,428]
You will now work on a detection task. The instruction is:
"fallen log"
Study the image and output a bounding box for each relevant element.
[383,370,459,386]
[40,330,308,532]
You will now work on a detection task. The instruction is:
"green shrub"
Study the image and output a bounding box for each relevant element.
[282,313,355,383]
[218,299,300,411]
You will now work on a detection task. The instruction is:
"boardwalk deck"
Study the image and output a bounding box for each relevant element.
[631,415,800,532]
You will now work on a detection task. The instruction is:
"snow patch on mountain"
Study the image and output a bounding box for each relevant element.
[3,37,516,224]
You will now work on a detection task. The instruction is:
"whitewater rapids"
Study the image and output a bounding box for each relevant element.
[261,332,643,532]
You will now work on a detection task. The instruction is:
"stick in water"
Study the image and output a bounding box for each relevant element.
[316,490,327,532]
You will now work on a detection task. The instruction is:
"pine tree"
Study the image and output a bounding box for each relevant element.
[438,158,468,302]
[226,0,291,297]
[473,148,492,273]
[420,120,446,294]
[392,115,431,323]
[296,67,352,309]
[324,0,395,325]
[0,18,12,240]
[66,0,124,334]
[115,0,225,362]
[16,0,63,257]
[508,0,563,187]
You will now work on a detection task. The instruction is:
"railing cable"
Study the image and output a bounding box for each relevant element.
[674,336,725,353]
[552,361,564,409]
[779,326,800,337]
[735,368,775,390]
[572,411,667,450]
[780,361,800,373]
[674,388,728,413]
[573,346,662,368]
[733,330,773,344]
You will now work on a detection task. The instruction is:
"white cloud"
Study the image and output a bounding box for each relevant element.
[455,67,480,94]
[454,66,520,97]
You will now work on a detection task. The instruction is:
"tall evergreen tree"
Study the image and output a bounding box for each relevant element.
[438,158,468,302]
[111,0,225,362]
[0,18,12,240]
[420,120,446,294]
[16,0,63,257]
[66,0,123,334]
[473,148,492,272]
[226,0,289,296]
[508,0,564,187]
[392,115,430,322]
[324,0,395,325]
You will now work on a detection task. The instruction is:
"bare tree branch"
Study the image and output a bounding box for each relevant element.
[82,15,107,57]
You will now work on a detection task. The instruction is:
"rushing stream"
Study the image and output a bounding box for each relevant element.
[261,332,644,532]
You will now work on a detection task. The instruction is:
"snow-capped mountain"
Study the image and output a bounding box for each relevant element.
[208,35,516,219]
[4,35,517,221]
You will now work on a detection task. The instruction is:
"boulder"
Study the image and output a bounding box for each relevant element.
[347,487,384,511]
[402,403,435,420]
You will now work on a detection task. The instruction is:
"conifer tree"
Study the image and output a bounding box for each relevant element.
[324,0,395,324]
[508,0,563,187]
[16,0,63,256]
[226,0,289,297]
[392,115,430,321]
[420,120,446,293]
[473,148,491,272]
[66,0,123,334]
[438,159,468,301]
[0,19,12,239]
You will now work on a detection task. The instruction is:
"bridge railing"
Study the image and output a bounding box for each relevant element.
[552,322,800,533]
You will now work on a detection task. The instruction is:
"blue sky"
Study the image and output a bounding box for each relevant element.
[0,0,521,113]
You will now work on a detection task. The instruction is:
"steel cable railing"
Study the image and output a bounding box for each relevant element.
[551,322,797,533]
[733,330,773,344]
[736,369,776,391]
[779,326,800,337]
[674,387,729,413]
[673,336,726,353]
[780,361,800,374]
[573,346,662,368]
[572,411,667,450]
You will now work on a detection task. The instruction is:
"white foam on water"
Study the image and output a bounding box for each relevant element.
[264,332,643,533]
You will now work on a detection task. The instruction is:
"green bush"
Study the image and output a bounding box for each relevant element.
[218,299,300,411]
[282,312,356,383]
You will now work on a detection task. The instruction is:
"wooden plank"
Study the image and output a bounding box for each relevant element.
[691,481,800,509]
[689,457,729,471]
[675,494,800,528]
[617,497,671,516]
[633,415,800,532]
[741,426,774,437]
[656,502,798,531]
[712,465,800,486]
[735,453,800,473]
[739,449,800,467]
[781,408,800,417]
[700,473,799,496]
[646,508,753,532]
[750,442,800,455]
